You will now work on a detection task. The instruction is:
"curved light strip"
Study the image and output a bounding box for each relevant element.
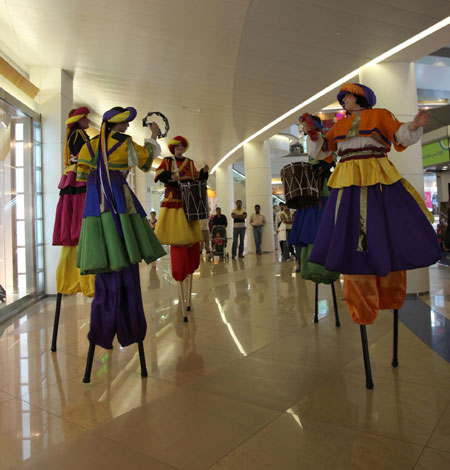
[211,16,450,174]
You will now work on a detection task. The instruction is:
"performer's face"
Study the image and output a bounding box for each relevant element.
[343,93,362,112]
[116,121,129,132]
[174,143,185,156]
[79,116,90,129]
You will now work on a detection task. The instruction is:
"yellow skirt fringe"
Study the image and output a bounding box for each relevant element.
[328,156,402,188]
[154,207,202,246]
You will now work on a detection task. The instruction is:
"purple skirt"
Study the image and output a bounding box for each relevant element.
[309,181,441,276]
[288,196,329,247]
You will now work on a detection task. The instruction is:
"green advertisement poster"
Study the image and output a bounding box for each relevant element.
[422,138,450,167]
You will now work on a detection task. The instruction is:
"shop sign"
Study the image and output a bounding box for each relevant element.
[422,138,450,167]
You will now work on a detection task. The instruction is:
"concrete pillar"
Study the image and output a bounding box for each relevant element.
[30,68,73,295]
[243,140,275,253]
[359,62,429,294]
[215,165,234,240]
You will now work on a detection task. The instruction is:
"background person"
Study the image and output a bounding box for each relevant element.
[231,200,247,259]
[249,204,266,255]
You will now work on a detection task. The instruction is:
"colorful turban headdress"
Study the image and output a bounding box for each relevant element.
[64,106,90,166]
[337,83,376,108]
[66,106,90,128]
[168,135,189,155]
[102,106,137,124]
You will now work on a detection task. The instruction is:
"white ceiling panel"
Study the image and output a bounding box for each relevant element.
[0,0,449,167]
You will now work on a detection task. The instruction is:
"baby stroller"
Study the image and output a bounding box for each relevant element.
[209,225,228,261]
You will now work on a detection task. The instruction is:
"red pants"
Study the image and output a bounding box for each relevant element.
[343,271,406,325]
[170,243,200,281]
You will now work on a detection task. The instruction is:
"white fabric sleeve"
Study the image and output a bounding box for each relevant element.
[306,134,330,160]
[144,137,162,158]
[396,123,423,147]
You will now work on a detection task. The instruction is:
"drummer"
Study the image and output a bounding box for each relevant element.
[154,135,209,281]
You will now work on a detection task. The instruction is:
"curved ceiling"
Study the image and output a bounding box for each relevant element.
[0,0,449,168]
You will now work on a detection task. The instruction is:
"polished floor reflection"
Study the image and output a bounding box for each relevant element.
[0,254,450,469]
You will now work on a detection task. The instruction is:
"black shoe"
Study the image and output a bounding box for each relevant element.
[239,255,245,258]
[232,256,236,260]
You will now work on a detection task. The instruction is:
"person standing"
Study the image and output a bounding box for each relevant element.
[53,106,95,298]
[231,200,247,259]
[249,204,266,255]
[154,135,208,282]
[305,82,440,325]
[279,206,293,261]
[275,202,285,252]
[76,106,166,350]
[199,218,211,253]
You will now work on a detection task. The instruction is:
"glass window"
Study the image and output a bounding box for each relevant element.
[15,142,24,166]
[15,123,24,141]
[35,194,42,219]
[16,221,25,246]
[0,101,38,317]
[16,167,24,193]
[15,194,25,219]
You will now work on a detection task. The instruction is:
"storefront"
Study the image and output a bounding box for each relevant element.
[0,91,43,322]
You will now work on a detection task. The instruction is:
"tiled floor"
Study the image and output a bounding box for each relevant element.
[1,254,450,469]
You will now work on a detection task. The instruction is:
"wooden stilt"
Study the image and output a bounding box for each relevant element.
[51,293,63,352]
[360,325,374,390]
[138,341,148,377]
[83,343,96,383]
[178,281,188,322]
[392,309,399,367]
[330,281,341,328]
[186,274,193,312]
[314,283,319,323]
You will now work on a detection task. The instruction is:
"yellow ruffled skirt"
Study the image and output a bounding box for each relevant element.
[155,207,202,246]
[56,246,95,297]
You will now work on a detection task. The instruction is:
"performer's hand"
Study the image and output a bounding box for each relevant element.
[150,121,160,139]
[171,173,180,181]
[410,110,431,131]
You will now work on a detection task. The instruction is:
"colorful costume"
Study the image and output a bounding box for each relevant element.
[307,83,441,324]
[154,135,207,281]
[53,107,95,297]
[76,107,166,349]
[289,133,339,284]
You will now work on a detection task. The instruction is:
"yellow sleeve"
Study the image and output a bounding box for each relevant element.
[132,141,156,173]
[76,162,91,182]
[76,139,97,182]
[378,109,406,152]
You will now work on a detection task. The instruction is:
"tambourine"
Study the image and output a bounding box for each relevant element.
[142,111,170,139]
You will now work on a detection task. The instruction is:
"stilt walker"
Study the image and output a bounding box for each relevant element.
[289,115,341,327]
[154,136,209,321]
[305,83,441,389]
[75,106,166,382]
[51,107,95,352]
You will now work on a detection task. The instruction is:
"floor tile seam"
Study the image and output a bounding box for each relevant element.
[291,411,429,447]
[424,446,450,455]
[30,427,183,470]
[16,393,91,432]
[334,368,450,394]
[413,447,428,469]
[186,364,338,415]
[204,411,284,469]
[423,398,450,450]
